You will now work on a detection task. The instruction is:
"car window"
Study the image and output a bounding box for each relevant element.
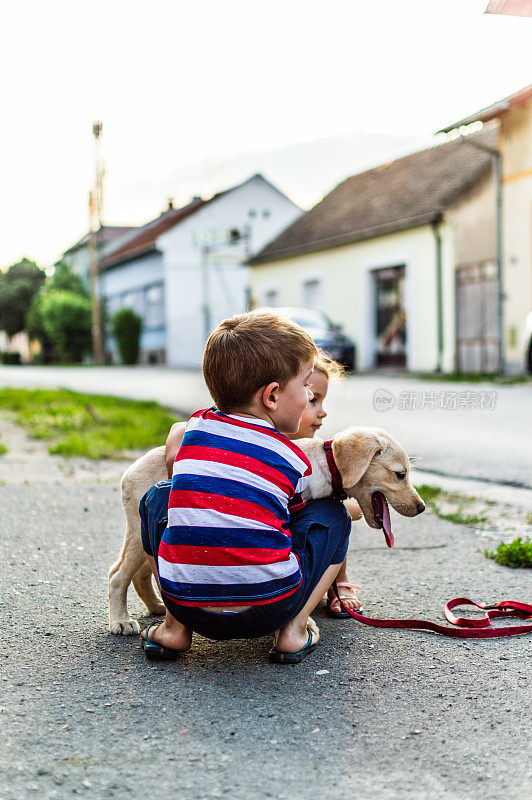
[283,309,330,329]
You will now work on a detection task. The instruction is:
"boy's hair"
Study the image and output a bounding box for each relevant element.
[313,350,345,382]
[203,311,317,413]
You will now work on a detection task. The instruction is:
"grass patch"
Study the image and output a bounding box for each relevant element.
[484,537,532,568]
[413,372,531,385]
[0,388,179,459]
[0,441,7,456]
[415,483,487,526]
[438,510,488,526]
[415,484,443,504]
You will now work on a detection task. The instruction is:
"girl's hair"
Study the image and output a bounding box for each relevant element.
[313,349,345,382]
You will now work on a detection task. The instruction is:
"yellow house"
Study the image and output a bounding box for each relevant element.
[439,83,532,374]
[250,126,500,374]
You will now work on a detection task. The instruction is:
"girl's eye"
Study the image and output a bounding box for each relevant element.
[395,471,407,481]
[309,398,317,404]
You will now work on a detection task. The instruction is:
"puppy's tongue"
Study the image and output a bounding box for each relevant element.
[371,491,394,548]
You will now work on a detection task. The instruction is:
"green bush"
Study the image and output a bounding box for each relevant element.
[40,290,92,363]
[484,537,532,568]
[112,307,142,365]
[0,352,21,365]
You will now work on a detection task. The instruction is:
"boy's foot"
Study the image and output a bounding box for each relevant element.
[271,621,319,655]
[140,620,192,659]
[327,582,363,618]
[269,628,319,664]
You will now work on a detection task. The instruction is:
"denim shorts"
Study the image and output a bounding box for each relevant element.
[139,480,350,640]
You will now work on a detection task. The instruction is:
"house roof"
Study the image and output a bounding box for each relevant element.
[99,198,206,270]
[437,84,532,133]
[98,173,282,271]
[62,226,136,257]
[250,127,497,266]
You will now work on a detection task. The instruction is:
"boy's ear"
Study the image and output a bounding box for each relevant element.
[261,381,280,411]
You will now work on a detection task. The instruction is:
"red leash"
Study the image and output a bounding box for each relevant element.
[332,583,532,638]
[323,440,532,638]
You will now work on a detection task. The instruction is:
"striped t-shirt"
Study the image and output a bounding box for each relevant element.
[158,408,312,607]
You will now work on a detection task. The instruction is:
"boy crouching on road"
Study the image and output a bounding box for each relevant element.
[139,311,352,664]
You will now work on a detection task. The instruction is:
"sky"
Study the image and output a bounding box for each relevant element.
[0,0,530,269]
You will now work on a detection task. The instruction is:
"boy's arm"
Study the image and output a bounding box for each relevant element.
[165,422,186,478]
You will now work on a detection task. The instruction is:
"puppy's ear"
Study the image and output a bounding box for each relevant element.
[332,429,383,489]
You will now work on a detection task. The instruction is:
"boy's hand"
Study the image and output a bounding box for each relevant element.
[165,422,186,478]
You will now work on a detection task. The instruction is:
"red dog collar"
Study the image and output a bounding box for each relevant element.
[323,440,347,500]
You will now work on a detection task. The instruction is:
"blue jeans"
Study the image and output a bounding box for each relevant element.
[139,481,350,640]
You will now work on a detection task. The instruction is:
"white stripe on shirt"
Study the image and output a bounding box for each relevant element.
[158,552,301,586]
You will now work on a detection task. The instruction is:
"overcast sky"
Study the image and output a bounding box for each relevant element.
[1,0,530,269]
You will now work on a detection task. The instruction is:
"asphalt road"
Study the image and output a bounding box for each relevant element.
[0,366,531,488]
[1,472,531,800]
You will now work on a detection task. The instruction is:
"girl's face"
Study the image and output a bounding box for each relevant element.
[293,369,328,439]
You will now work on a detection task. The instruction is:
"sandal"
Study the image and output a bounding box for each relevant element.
[140,622,179,661]
[327,582,363,618]
[268,628,318,664]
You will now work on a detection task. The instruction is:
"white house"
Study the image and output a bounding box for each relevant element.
[98,174,302,366]
[60,226,137,287]
[250,127,500,374]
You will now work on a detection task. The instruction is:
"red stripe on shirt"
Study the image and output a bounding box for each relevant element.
[176,444,293,496]
[158,541,291,566]
[168,490,288,531]
[196,409,312,475]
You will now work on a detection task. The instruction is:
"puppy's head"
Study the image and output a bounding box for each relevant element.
[331,426,424,529]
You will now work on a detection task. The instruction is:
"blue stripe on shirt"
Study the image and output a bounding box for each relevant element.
[159,569,302,603]
[182,430,303,488]
[162,525,292,550]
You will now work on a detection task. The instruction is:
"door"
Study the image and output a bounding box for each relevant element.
[455,261,499,373]
[373,265,407,367]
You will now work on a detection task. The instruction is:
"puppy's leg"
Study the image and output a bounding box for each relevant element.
[131,560,165,616]
[108,481,151,635]
[108,540,148,635]
[108,445,167,635]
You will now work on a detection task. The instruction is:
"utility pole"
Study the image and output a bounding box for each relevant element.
[88,120,105,363]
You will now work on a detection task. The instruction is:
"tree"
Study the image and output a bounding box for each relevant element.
[25,262,90,362]
[40,291,92,363]
[49,261,89,297]
[0,259,45,336]
[112,307,142,365]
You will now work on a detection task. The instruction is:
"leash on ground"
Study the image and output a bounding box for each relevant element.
[332,581,532,638]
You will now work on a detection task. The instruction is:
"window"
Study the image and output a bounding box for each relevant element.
[262,209,271,219]
[264,288,280,307]
[301,278,322,309]
[145,283,164,329]
[122,289,144,316]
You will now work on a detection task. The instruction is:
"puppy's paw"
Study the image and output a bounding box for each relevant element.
[307,616,319,637]
[109,618,141,636]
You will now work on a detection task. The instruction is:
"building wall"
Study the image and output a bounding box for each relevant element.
[499,100,532,372]
[250,223,455,372]
[158,175,302,366]
[446,172,496,266]
[99,252,165,361]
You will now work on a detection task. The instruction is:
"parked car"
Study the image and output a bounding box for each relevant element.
[260,306,356,370]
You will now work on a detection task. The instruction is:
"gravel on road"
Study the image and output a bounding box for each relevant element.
[0,424,530,800]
